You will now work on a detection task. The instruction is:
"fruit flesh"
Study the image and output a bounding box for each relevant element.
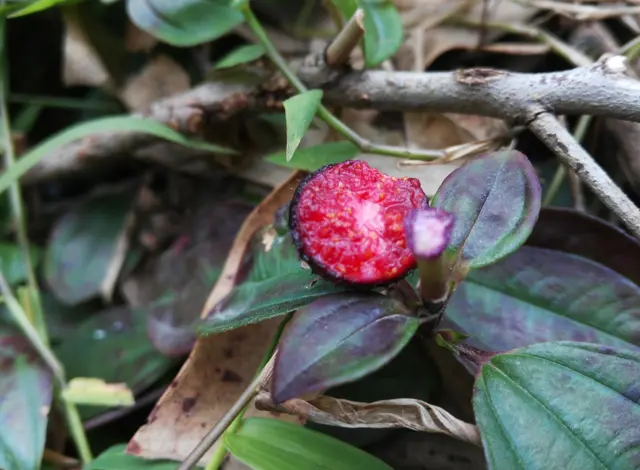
[292,160,428,285]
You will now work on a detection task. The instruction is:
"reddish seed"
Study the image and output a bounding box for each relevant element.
[289,160,428,285]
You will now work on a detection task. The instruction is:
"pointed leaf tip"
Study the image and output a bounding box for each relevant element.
[432,149,541,270]
[273,293,418,404]
[405,208,455,259]
[284,90,323,162]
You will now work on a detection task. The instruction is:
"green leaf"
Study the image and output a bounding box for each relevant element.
[283,90,323,162]
[0,242,41,286]
[359,0,403,67]
[87,444,179,469]
[43,188,135,305]
[245,227,303,282]
[0,324,53,470]
[473,341,640,469]
[445,245,640,353]
[225,418,394,470]
[0,116,236,195]
[198,226,346,334]
[431,150,541,271]
[40,292,102,345]
[214,44,265,69]
[53,302,176,409]
[265,141,359,172]
[125,0,244,47]
[330,0,357,18]
[273,293,419,403]
[8,0,79,17]
[198,272,345,334]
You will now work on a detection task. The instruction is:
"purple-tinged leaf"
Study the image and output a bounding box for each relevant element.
[435,331,495,376]
[0,323,53,470]
[44,188,136,305]
[528,207,640,285]
[306,338,440,447]
[146,295,197,357]
[431,150,541,270]
[404,208,455,260]
[473,341,640,469]
[445,245,640,352]
[273,293,419,404]
[123,199,252,356]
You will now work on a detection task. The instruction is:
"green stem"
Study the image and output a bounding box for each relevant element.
[621,36,640,62]
[542,164,566,206]
[542,115,592,206]
[0,275,93,463]
[60,395,93,463]
[241,5,443,162]
[0,20,48,343]
[204,313,293,470]
[0,274,64,379]
[0,11,92,464]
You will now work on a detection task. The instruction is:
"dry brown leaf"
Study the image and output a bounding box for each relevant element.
[391,1,517,171]
[127,172,305,466]
[395,0,537,70]
[520,0,640,21]
[119,55,191,113]
[255,392,481,446]
[404,112,508,151]
[62,13,110,88]
[234,158,299,189]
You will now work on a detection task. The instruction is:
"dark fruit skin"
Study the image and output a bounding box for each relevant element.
[289,160,428,287]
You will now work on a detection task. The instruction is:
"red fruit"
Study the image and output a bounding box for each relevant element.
[289,160,428,286]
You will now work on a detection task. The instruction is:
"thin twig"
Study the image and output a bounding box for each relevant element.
[450,18,593,67]
[299,54,640,123]
[528,108,640,237]
[23,51,640,184]
[177,356,275,470]
[241,5,446,162]
[542,115,592,206]
[299,53,640,235]
[325,9,365,67]
[513,0,640,20]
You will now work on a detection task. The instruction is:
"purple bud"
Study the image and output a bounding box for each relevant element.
[404,208,455,260]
